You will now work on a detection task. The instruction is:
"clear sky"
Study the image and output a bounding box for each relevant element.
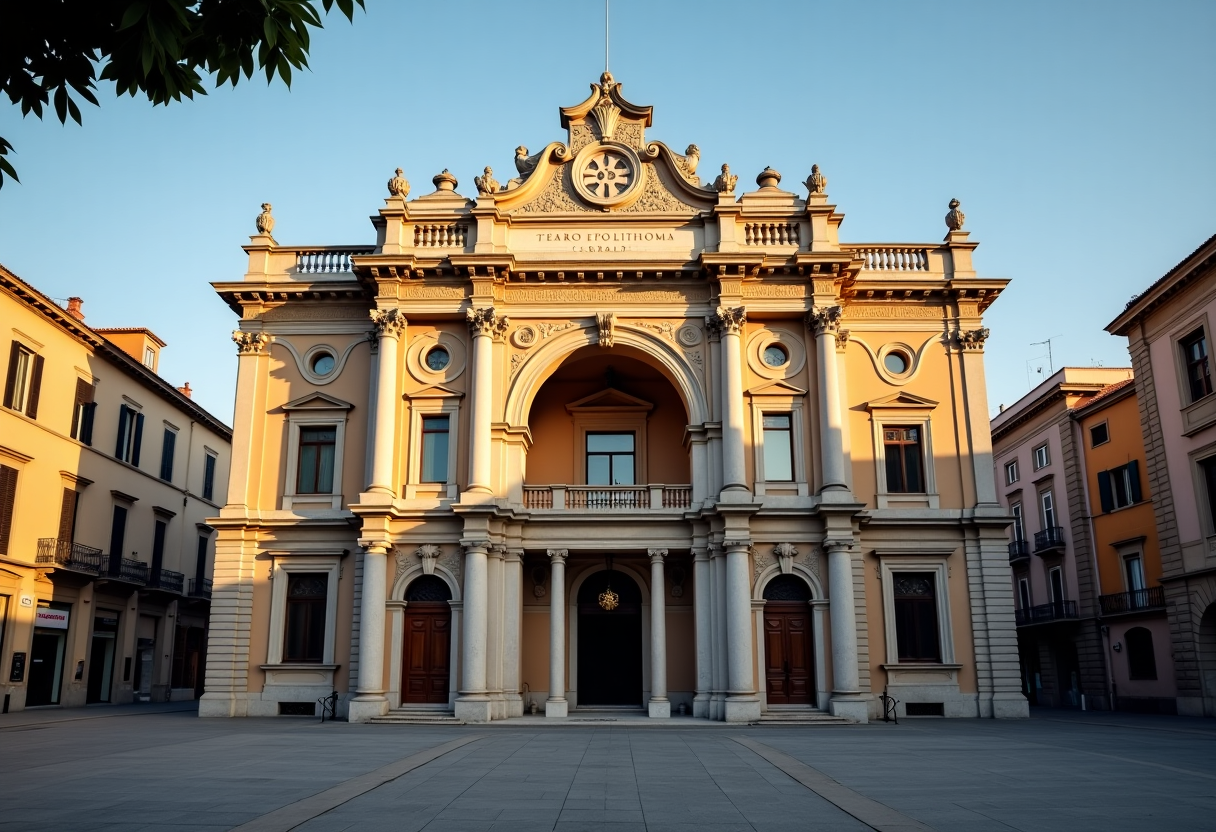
[1,0,1213,424]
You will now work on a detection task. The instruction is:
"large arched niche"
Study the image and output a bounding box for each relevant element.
[522,344,692,486]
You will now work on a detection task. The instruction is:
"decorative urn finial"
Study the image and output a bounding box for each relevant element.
[713,164,739,194]
[387,167,410,199]
[474,166,500,195]
[756,166,782,189]
[255,203,274,235]
[945,198,965,231]
[804,164,827,195]
[432,169,458,192]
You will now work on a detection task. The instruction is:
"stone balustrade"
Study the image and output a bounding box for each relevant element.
[848,245,931,272]
[294,246,375,274]
[743,222,800,247]
[521,484,692,512]
[414,224,469,248]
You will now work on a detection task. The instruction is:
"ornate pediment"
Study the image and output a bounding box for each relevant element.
[564,387,654,413]
[746,380,808,398]
[864,391,939,411]
[281,392,354,411]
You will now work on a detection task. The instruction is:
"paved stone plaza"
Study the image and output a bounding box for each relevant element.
[1,705,1213,831]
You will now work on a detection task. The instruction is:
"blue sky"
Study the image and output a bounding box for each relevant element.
[1,0,1213,424]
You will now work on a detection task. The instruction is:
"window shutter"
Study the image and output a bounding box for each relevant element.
[1097,471,1113,513]
[24,354,44,418]
[57,488,77,543]
[2,342,18,409]
[0,464,17,555]
[160,430,176,481]
[71,379,93,438]
[131,413,145,467]
[1128,460,1143,503]
[81,402,96,446]
[115,405,130,457]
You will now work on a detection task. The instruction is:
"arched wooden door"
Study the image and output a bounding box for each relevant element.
[402,576,452,704]
[763,575,814,705]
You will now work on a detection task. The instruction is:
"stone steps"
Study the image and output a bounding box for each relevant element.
[756,711,853,726]
[369,708,465,725]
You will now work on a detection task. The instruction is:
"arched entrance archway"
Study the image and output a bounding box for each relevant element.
[402,576,452,704]
[762,575,815,705]
[577,569,643,706]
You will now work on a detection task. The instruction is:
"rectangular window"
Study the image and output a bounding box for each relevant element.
[1018,577,1031,611]
[1090,422,1110,447]
[114,405,144,466]
[883,426,925,493]
[761,413,794,482]
[586,433,635,485]
[1005,460,1019,485]
[143,347,155,369]
[57,487,78,544]
[1040,489,1056,529]
[1049,566,1065,603]
[3,342,44,419]
[70,379,95,443]
[893,572,941,662]
[150,520,167,583]
[202,453,217,501]
[296,427,336,494]
[1124,554,1146,592]
[159,429,176,482]
[283,572,328,663]
[1011,502,1025,542]
[1033,443,1050,470]
[195,536,208,586]
[107,505,127,576]
[0,464,17,556]
[420,416,450,483]
[1098,461,1142,512]
[1181,328,1212,403]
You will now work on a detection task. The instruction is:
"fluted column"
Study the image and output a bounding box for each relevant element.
[648,549,670,718]
[503,549,524,717]
[368,309,406,495]
[808,306,847,493]
[723,539,760,723]
[466,307,507,494]
[546,549,569,717]
[454,540,492,723]
[693,546,712,718]
[348,544,388,722]
[827,541,866,722]
[711,544,727,720]
[709,307,748,494]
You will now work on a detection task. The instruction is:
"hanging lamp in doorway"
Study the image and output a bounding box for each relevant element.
[599,554,620,611]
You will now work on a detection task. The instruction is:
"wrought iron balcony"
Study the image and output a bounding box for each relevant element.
[522,484,693,512]
[1008,539,1030,564]
[1099,586,1166,615]
[1033,526,1066,554]
[188,578,213,599]
[36,538,104,574]
[1015,600,1078,626]
[104,557,149,585]
[148,569,185,594]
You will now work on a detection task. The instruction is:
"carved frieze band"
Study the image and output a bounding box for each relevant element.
[466,307,509,340]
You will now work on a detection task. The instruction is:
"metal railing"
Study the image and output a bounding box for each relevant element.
[189,578,213,599]
[1008,540,1030,562]
[36,538,103,574]
[149,569,185,594]
[568,486,650,510]
[1015,600,1078,626]
[1033,526,1066,553]
[1099,586,1166,615]
[105,557,149,585]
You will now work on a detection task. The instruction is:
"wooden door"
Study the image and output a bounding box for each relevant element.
[764,603,813,705]
[402,602,451,704]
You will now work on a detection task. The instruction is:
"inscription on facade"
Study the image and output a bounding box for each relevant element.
[508,225,698,258]
[505,287,709,304]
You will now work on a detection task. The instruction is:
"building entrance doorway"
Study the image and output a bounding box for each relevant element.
[27,630,66,706]
[401,576,452,704]
[577,568,643,706]
[763,575,814,705]
[86,613,119,703]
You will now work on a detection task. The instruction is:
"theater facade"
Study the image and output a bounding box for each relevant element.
[202,75,1027,723]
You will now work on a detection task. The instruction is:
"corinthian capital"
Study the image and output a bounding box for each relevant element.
[709,306,746,335]
[467,306,509,339]
[806,305,843,336]
[648,548,668,563]
[370,308,407,338]
[957,327,990,352]
[232,330,270,355]
[547,548,569,562]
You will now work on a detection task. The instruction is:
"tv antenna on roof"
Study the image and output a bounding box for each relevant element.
[1030,334,1063,376]
[605,0,610,72]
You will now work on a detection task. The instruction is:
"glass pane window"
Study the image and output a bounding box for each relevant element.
[283,572,327,663]
[883,426,925,493]
[586,433,634,485]
[893,572,941,662]
[1033,444,1050,469]
[420,416,450,483]
[297,427,336,494]
[1124,555,1145,592]
[1005,460,1019,485]
[762,413,794,482]
[1049,567,1065,603]
[1011,502,1024,541]
[1041,490,1056,528]
[1018,578,1031,610]
[1182,329,1212,403]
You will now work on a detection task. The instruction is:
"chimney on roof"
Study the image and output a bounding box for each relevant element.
[66,297,85,321]
[177,382,192,399]
[999,404,1005,412]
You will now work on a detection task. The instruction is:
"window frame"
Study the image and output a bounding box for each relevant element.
[585,431,636,486]
[295,425,338,495]
[419,414,452,484]
[1032,443,1050,471]
[1040,488,1057,530]
[1017,576,1031,610]
[1099,461,1142,512]
[1089,421,1110,448]
[265,556,340,666]
[1179,326,1213,405]
[748,387,808,496]
[1011,501,1025,542]
[879,558,954,666]
[1005,459,1020,486]
[404,395,460,500]
[114,401,144,466]
[281,395,351,511]
[1048,565,1066,603]
[3,339,44,419]
[869,403,939,509]
[159,426,178,482]
[202,451,218,502]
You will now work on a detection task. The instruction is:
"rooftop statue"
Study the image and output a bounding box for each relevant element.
[945,198,965,231]
[474,167,500,195]
[804,164,827,195]
[387,168,410,198]
[255,203,274,235]
[713,164,738,194]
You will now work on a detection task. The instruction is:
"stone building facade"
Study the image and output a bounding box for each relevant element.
[202,75,1027,723]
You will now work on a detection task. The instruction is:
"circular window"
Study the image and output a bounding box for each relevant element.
[762,343,789,368]
[425,346,451,372]
[580,149,634,200]
[310,352,335,376]
[884,351,909,375]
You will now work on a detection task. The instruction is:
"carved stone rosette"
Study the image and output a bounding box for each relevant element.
[370,308,407,339]
[709,306,746,335]
[466,307,509,340]
[957,327,990,352]
[806,305,843,336]
[232,330,270,355]
[596,312,615,348]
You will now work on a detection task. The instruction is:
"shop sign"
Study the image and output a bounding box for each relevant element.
[35,608,70,630]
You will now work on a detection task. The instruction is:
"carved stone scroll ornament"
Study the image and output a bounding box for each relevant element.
[712,164,738,194]
[945,198,965,231]
[474,167,500,195]
[370,308,407,339]
[803,164,827,195]
[773,542,798,575]
[232,330,270,355]
[709,306,746,336]
[387,168,410,198]
[466,307,509,340]
[957,327,990,352]
[255,203,274,235]
[596,312,615,348]
[416,544,442,575]
[806,305,843,336]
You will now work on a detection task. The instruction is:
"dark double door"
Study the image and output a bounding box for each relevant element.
[764,603,814,705]
[577,570,643,706]
[401,603,451,704]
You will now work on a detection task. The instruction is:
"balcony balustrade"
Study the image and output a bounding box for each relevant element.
[1008,539,1030,564]
[522,484,693,512]
[1099,586,1166,615]
[1015,600,1079,626]
[104,557,149,585]
[189,578,213,599]
[1033,526,1066,554]
[148,569,185,594]
[36,538,104,575]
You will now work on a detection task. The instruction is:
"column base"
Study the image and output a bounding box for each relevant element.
[991,693,1030,719]
[710,693,725,721]
[723,696,761,724]
[347,695,388,723]
[505,693,524,718]
[693,694,710,719]
[545,699,568,718]
[648,700,671,718]
[829,696,869,723]
[455,695,493,723]
[198,693,248,718]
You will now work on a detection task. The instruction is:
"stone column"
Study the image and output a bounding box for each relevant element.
[692,546,712,718]
[486,545,505,720]
[710,307,748,493]
[807,306,847,493]
[826,541,867,722]
[723,539,760,723]
[711,544,727,720]
[546,549,569,717]
[466,307,507,494]
[503,549,524,717]
[348,544,389,722]
[454,540,492,723]
[648,549,670,717]
[368,309,406,495]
